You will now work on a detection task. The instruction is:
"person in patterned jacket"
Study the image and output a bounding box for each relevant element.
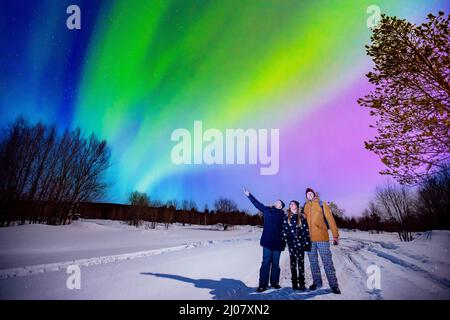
[282,200,311,290]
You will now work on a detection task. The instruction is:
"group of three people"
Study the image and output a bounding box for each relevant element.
[243,187,341,294]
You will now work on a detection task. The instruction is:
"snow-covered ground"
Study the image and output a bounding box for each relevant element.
[0,219,449,300]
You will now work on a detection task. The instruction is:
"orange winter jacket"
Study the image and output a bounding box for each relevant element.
[303,198,339,242]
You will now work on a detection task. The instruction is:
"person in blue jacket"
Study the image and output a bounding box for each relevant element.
[282,200,311,290]
[243,187,285,292]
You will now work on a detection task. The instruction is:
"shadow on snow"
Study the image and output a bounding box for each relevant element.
[141,272,331,300]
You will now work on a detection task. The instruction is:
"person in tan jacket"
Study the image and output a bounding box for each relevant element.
[303,187,341,294]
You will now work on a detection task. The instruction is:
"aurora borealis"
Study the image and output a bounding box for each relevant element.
[1,0,448,215]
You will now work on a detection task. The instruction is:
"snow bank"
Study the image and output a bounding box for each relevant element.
[0,238,257,279]
[0,219,261,270]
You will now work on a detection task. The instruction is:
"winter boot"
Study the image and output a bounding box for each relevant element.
[331,287,341,294]
[309,283,318,291]
[298,274,306,291]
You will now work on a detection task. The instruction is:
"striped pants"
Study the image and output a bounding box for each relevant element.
[307,241,338,289]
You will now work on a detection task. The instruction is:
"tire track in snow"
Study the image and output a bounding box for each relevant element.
[343,237,450,297]
[335,238,382,299]
[367,246,450,290]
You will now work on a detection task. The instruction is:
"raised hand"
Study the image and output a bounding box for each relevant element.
[243,187,250,197]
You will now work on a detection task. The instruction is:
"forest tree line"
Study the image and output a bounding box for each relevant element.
[0,117,110,226]
[0,116,448,237]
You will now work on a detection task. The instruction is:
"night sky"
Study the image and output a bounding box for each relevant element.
[1,0,448,215]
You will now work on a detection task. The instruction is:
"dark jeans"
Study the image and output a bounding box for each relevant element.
[289,250,305,287]
[259,247,281,288]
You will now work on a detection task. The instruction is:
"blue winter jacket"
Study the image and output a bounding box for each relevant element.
[247,193,285,252]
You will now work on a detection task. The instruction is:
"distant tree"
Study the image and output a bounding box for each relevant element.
[358,201,383,233]
[328,201,345,219]
[376,181,416,241]
[187,200,198,225]
[358,209,371,230]
[367,200,381,216]
[181,199,189,210]
[0,117,110,226]
[189,200,198,211]
[166,199,179,210]
[358,12,450,184]
[128,191,150,207]
[177,199,198,225]
[180,200,189,226]
[214,197,238,212]
[202,204,209,225]
[367,201,383,232]
[150,199,163,208]
[416,164,450,230]
[214,197,238,231]
[161,204,174,230]
[128,191,155,228]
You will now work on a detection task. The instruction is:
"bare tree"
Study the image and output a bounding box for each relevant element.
[188,200,197,210]
[376,181,416,241]
[166,199,179,210]
[128,191,151,228]
[150,199,163,208]
[163,200,178,229]
[358,201,383,233]
[187,200,197,225]
[416,164,450,230]
[202,204,209,225]
[161,207,173,230]
[328,201,345,219]
[0,117,110,226]
[214,197,238,231]
[180,199,189,226]
[367,201,383,233]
